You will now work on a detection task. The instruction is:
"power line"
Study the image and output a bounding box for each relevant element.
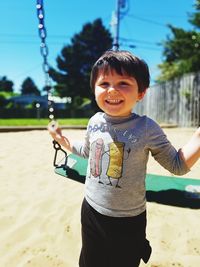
[119,37,162,46]
[128,13,188,19]
[0,40,67,45]
[127,14,167,27]
[120,43,161,52]
[0,33,71,40]
[12,64,42,80]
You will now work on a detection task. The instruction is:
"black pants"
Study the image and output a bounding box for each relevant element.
[79,199,151,267]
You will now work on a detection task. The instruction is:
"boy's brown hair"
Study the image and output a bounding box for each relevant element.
[90,50,150,93]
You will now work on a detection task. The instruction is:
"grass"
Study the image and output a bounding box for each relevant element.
[0,118,89,126]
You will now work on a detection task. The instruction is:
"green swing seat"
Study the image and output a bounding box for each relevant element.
[55,154,88,183]
[55,153,200,208]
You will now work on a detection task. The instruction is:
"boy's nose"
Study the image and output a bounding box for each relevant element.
[107,86,118,94]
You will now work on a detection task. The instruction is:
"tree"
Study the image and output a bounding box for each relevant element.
[0,95,7,107]
[21,77,40,95]
[157,1,200,81]
[49,18,113,104]
[188,0,200,29]
[0,76,14,92]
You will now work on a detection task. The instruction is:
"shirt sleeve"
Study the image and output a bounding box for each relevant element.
[71,119,91,159]
[145,118,190,175]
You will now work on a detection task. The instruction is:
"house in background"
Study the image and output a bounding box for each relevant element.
[8,94,71,109]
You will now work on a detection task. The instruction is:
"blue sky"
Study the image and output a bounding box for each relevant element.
[0,0,195,93]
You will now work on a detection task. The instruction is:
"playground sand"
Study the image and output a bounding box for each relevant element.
[0,128,199,267]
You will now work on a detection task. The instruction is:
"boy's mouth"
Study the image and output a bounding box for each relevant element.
[105,99,123,105]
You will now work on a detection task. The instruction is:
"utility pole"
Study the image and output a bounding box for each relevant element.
[111,0,128,51]
[112,0,120,50]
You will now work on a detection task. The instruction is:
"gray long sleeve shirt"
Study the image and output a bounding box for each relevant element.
[72,112,189,217]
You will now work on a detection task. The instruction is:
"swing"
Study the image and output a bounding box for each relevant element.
[36,1,200,208]
[36,0,87,184]
[53,150,200,208]
[53,146,200,207]
[54,152,87,183]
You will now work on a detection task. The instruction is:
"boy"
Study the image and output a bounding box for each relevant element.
[49,50,200,267]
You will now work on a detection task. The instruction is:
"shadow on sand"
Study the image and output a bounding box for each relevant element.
[146,189,200,209]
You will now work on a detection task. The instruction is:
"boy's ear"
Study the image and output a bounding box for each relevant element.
[138,88,147,100]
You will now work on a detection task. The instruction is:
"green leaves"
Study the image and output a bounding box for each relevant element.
[158,5,200,81]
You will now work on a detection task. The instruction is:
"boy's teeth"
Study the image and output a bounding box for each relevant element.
[107,99,121,103]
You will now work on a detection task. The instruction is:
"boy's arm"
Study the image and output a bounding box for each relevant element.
[48,125,73,153]
[47,120,90,158]
[180,127,200,169]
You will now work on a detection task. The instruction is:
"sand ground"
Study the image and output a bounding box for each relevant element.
[0,127,199,267]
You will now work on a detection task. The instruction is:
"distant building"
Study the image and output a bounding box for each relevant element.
[8,94,71,109]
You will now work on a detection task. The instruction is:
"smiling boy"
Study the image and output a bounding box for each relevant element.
[49,50,200,267]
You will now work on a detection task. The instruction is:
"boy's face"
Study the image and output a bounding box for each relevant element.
[94,69,146,117]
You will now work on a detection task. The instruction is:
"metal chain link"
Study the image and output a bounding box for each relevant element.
[36,0,55,121]
[36,0,68,168]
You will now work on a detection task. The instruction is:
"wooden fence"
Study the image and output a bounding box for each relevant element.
[135,72,200,127]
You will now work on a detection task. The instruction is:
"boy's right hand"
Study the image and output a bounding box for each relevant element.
[47,120,71,151]
[48,120,59,132]
[48,120,61,139]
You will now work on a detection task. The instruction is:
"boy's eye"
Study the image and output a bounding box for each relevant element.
[119,81,129,87]
[99,82,109,88]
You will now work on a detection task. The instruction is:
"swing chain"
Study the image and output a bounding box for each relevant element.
[52,140,68,169]
[36,0,54,121]
[36,0,69,169]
